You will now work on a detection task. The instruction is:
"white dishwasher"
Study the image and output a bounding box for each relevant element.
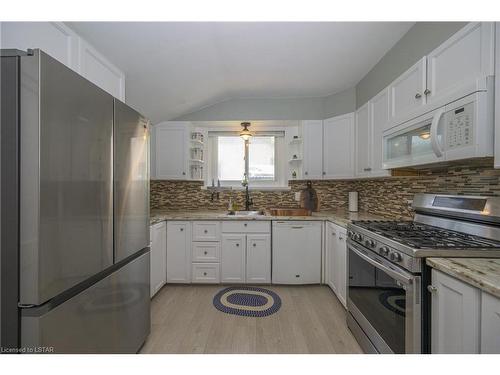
[272,221,322,284]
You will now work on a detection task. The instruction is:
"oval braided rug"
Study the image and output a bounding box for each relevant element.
[213,286,281,317]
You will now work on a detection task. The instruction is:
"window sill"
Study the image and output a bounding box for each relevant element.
[201,185,291,192]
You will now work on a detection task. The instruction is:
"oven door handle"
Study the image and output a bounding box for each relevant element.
[349,244,413,285]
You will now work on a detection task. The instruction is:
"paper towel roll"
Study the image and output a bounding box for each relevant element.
[349,192,358,212]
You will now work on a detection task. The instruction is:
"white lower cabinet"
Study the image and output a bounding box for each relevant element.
[326,222,347,307]
[246,234,271,284]
[481,291,500,353]
[272,221,322,284]
[166,221,192,283]
[150,222,167,297]
[221,234,246,283]
[430,269,481,353]
[191,263,220,283]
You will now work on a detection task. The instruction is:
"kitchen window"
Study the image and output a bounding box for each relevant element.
[207,132,287,189]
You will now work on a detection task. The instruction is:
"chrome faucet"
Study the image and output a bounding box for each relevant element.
[242,178,253,211]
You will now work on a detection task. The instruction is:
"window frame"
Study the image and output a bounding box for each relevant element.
[206,133,287,190]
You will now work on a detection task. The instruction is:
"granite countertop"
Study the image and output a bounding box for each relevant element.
[427,258,500,298]
[150,208,387,228]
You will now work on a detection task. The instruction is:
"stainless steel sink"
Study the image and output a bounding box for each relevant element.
[227,210,266,216]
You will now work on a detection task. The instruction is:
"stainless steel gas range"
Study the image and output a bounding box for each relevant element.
[346,193,500,354]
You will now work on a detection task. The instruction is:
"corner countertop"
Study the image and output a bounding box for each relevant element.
[426,258,500,299]
[150,208,387,228]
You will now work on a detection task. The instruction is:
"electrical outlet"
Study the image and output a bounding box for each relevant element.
[294,192,301,202]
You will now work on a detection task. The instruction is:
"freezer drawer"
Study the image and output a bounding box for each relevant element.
[21,251,151,354]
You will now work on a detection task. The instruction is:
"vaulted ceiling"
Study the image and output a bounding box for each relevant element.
[67,22,414,123]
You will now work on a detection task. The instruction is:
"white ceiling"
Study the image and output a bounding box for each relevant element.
[67,22,414,123]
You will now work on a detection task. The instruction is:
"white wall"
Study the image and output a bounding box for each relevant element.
[0,22,125,101]
[174,87,356,121]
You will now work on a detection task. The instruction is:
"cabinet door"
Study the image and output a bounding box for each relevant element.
[246,234,271,284]
[302,120,324,179]
[431,269,481,353]
[325,223,337,293]
[335,229,347,307]
[323,113,355,179]
[221,234,246,283]
[355,102,371,177]
[150,222,167,297]
[427,22,494,104]
[166,221,191,283]
[388,57,427,121]
[370,89,391,177]
[154,122,188,179]
[480,291,500,353]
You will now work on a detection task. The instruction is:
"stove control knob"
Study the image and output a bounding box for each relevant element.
[365,239,376,248]
[354,234,362,242]
[379,246,390,256]
[389,252,402,262]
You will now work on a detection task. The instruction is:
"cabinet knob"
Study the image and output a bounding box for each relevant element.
[427,285,437,293]
[236,243,239,247]
[253,243,256,247]
[363,167,372,172]
[203,272,207,276]
[244,223,247,227]
[204,230,208,233]
[305,171,308,175]
[424,88,431,95]
[182,172,186,175]
[180,228,184,232]
[415,93,422,99]
[339,236,343,240]
[204,251,208,255]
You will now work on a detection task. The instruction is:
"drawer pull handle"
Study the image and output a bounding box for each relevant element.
[204,230,208,233]
[244,223,248,226]
[415,93,422,99]
[291,226,303,229]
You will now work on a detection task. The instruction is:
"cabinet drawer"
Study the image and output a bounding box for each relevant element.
[191,263,220,283]
[192,221,220,241]
[221,221,270,233]
[192,242,220,262]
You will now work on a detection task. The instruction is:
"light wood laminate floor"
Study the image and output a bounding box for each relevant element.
[140,285,363,354]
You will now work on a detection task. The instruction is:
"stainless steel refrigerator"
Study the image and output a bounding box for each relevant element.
[1,49,151,353]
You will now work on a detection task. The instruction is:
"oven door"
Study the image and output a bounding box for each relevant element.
[347,241,421,354]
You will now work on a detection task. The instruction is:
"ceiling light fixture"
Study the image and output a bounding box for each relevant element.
[419,131,431,140]
[240,122,252,141]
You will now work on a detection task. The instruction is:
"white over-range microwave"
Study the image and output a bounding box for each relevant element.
[382,82,494,169]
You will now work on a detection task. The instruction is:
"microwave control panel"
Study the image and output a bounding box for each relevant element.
[445,102,473,149]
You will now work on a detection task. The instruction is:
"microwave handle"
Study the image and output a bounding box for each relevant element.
[430,108,445,158]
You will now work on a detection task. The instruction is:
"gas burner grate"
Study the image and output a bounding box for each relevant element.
[352,220,500,249]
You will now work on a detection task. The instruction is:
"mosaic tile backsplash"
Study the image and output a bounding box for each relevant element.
[151,158,500,220]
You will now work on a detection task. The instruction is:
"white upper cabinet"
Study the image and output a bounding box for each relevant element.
[302,120,324,179]
[0,22,126,101]
[369,89,391,177]
[355,103,371,177]
[154,122,189,180]
[427,22,494,104]
[323,113,355,179]
[388,57,427,123]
